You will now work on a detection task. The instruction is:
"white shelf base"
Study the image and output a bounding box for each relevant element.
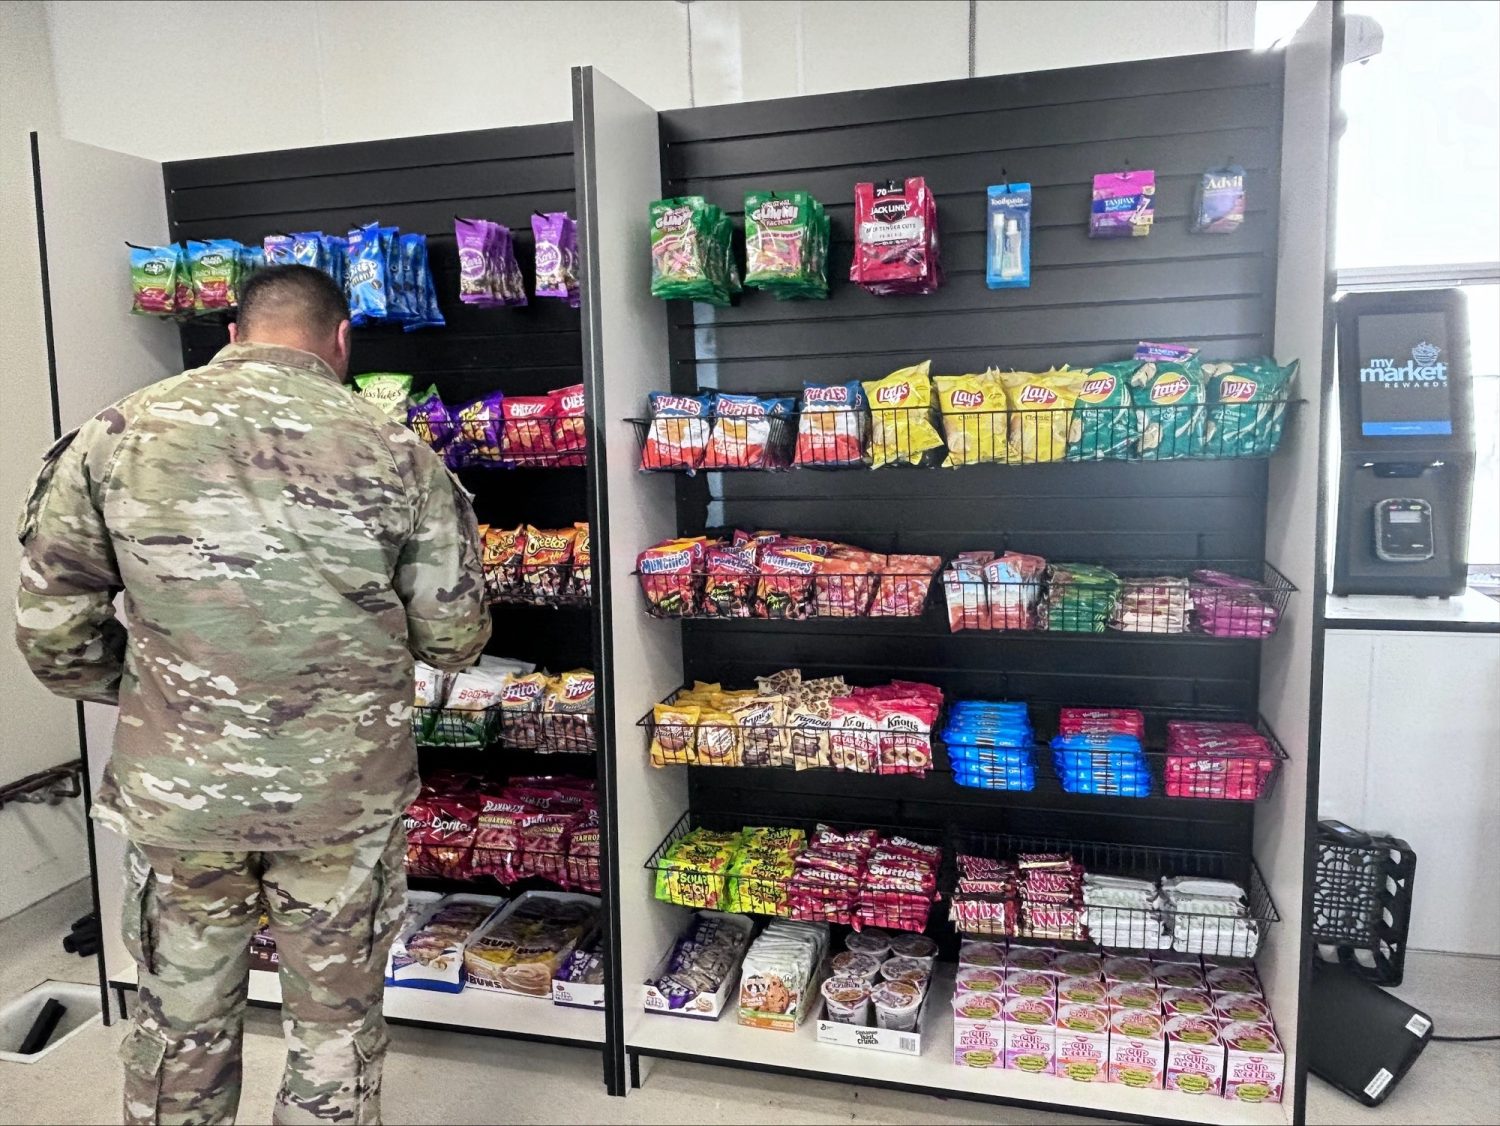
[625,965,1288,1126]
[111,965,603,1046]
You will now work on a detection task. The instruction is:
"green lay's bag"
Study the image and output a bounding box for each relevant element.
[1203,358,1298,457]
[1067,362,1139,461]
[353,372,413,420]
[1130,360,1207,460]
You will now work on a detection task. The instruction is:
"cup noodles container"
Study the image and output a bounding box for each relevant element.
[958,940,1006,969]
[1151,963,1206,991]
[1005,970,1056,999]
[1108,1009,1165,1089]
[953,1018,1004,1068]
[1056,975,1107,1005]
[888,933,939,966]
[1105,981,1161,1013]
[1003,994,1055,1028]
[1206,967,1262,996]
[1102,956,1154,984]
[1222,1022,1285,1104]
[952,989,1004,1022]
[1005,945,1058,973]
[1055,1003,1110,1082]
[1165,1016,1225,1095]
[955,967,1005,994]
[1051,951,1103,979]
[1162,988,1216,1018]
[1214,993,1272,1025]
[1004,1017,1056,1075]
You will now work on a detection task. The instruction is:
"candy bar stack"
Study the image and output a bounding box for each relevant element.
[1190,570,1280,638]
[944,700,1037,791]
[1017,853,1086,942]
[1163,877,1261,958]
[787,826,877,926]
[1165,721,1278,800]
[1040,564,1121,633]
[1051,707,1151,798]
[858,836,943,932]
[1112,576,1190,634]
[949,855,1019,936]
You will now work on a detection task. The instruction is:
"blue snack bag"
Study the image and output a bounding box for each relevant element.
[346,223,389,326]
[321,235,348,292]
[291,232,326,271]
[263,234,294,266]
[986,182,1032,289]
[400,234,445,331]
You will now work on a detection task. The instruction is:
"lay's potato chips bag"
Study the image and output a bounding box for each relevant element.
[863,361,943,468]
[1130,360,1207,460]
[1067,362,1139,461]
[1000,368,1089,463]
[934,370,1008,467]
[1202,357,1297,457]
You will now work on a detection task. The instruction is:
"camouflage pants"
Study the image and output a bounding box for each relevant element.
[119,821,407,1126]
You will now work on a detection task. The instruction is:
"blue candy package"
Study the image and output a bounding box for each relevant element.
[291,232,326,271]
[1051,733,1143,754]
[986,182,1032,289]
[346,223,389,326]
[321,235,348,292]
[954,764,1037,791]
[263,234,295,266]
[400,234,444,331]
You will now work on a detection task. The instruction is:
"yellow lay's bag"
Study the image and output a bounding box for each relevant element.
[999,368,1090,463]
[862,361,943,469]
[934,369,1008,467]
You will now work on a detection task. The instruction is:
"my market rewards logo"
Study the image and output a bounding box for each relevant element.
[1360,343,1447,386]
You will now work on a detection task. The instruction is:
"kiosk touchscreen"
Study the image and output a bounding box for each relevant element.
[1333,289,1474,596]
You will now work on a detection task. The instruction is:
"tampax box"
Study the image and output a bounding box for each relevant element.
[1108,1009,1166,1089]
[1055,1004,1110,1082]
[1165,1016,1225,1095]
[1222,1022,1285,1104]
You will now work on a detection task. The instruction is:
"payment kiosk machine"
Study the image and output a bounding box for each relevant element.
[1333,289,1474,595]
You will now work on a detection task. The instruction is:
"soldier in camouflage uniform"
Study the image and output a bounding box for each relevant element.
[16,265,491,1125]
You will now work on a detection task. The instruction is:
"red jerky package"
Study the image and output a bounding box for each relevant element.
[548,384,588,466]
[850,178,942,296]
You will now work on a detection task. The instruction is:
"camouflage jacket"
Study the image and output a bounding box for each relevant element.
[15,342,491,849]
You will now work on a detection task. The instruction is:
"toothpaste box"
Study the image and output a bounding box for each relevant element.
[1222,1022,1285,1104]
[1108,1009,1166,1089]
[1165,1016,1225,1095]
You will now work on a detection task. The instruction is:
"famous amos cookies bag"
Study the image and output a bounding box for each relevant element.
[863,361,945,468]
[1001,369,1089,463]
[934,370,1008,467]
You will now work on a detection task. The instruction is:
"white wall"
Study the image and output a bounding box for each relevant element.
[0,0,90,919]
[43,0,1251,161]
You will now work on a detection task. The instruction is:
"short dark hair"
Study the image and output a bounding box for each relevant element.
[237,264,348,336]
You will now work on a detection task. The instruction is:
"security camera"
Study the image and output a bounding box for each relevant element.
[1344,13,1384,66]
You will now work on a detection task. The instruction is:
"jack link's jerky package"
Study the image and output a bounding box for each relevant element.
[347,222,391,326]
[850,177,941,295]
[1202,358,1297,457]
[532,211,581,307]
[1192,165,1247,234]
[1090,170,1155,238]
[129,244,182,316]
[1067,362,1139,461]
[1130,360,1208,460]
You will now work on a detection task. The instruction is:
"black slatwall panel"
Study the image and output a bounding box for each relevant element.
[658,51,1286,854]
[163,124,592,675]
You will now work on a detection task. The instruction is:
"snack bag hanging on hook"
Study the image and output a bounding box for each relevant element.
[850,177,941,295]
[347,222,390,326]
[1090,170,1155,238]
[129,244,181,316]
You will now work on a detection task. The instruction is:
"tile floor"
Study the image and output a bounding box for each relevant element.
[1,882,1495,1125]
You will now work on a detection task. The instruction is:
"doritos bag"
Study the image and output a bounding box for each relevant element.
[862,361,944,469]
[999,369,1089,463]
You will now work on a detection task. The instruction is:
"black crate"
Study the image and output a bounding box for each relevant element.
[1311,820,1416,986]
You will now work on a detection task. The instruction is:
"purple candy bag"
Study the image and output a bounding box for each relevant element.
[407,385,455,450]
[531,211,580,307]
[456,218,500,306]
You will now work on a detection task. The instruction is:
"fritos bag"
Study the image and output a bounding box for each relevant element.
[863,361,944,469]
[1000,369,1089,463]
[934,370,1008,467]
